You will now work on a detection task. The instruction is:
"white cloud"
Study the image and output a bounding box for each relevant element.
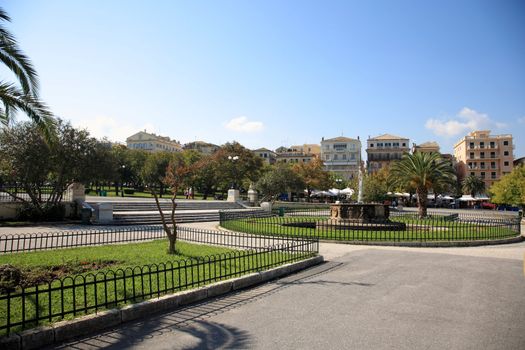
[425,107,506,137]
[225,116,264,133]
[73,115,156,142]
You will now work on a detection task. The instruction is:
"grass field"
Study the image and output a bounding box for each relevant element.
[0,239,308,334]
[221,215,519,241]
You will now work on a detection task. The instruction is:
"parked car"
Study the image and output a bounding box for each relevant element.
[481,202,496,210]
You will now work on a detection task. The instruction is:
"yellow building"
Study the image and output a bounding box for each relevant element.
[183,141,220,155]
[454,130,514,189]
[412,141,440,154]
[366,134,409,173]
[126,131,182,153]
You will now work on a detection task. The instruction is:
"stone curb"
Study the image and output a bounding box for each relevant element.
[319,235,524,247]
[3,255,323,350]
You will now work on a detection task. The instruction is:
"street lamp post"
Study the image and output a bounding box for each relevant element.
[227,155,240,202]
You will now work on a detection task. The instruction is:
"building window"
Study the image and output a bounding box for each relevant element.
[480,162,485,169]
[491,162,496,169]
[469,152,474,159]
[471,172,475,176]
[334,143,347,151]
[393,142,399,147]
[402,143,406,147]
[479,142,484,149]
[377,143,383,147]
[370,144,374,148]
[504,151,509,156]
[503,140,509,146]
[491,172,496,179]
[334,154,338,160]
[469,142,474,149]
[490,142,495,148]
[480,172,485,179]
[325,155,330,161]
[480,152,485,159]
[490,152,495,158]
[504,161,509,166]
[342,154,347,160]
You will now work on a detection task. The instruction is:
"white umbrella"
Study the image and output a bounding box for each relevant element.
[459,195,475,201]
[442,195,454,200]
[340,187,354,195]
[329,188,341,196]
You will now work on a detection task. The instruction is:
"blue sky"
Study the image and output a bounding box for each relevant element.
[3,0,525,156]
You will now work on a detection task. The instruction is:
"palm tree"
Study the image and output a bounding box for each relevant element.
[462,174,485,198]
[389,152,456,218]
[0,8,54,134]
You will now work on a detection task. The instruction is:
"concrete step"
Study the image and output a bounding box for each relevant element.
[88,201,243,212]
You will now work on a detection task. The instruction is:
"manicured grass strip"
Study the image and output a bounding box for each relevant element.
[0,239,311,334]
[221,216,519,241]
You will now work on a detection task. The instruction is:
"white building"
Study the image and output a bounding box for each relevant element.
[126,131,182,153]
[320,136,362,180]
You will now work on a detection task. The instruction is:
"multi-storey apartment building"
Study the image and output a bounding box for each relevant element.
[275,144,319,164]
[411,141,440,154]
[320,136,361,179]
[126,131,182,153]
[287,144,321,157]
[183,141,220,155]
[252,148,277,164]
[454,130,514,189]
[366,134,409,173]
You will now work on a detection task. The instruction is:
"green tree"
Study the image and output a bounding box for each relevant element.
[141,152,175,197]
[489,166,525,209]
[292,158,333,201]
[389,152,456,218]
[212,142,264,192]
[462,174,485,197]
[256,163,305,201]
[0,120,112,218]
[145,154,196,254]
[0,8,54,135]
[362,173,389,203]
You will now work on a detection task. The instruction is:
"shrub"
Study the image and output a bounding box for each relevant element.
[123,189,135,194]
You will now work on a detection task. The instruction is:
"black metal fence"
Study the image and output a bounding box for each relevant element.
[0,225,309,254]
[0,225,319,335]
[0,239,317,335]
[219,208,521,242]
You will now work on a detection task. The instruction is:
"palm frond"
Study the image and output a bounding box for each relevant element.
[0,82,55,139]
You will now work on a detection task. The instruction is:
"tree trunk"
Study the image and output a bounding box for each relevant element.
[416,188,427,218]
[151,188,176,254]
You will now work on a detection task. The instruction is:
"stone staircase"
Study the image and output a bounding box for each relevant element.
[86,200,250,225]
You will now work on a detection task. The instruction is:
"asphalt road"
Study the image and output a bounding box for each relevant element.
[48,245,525,350]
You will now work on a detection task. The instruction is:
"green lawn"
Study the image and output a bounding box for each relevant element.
[0,239,310,334]
[221,215,519,241]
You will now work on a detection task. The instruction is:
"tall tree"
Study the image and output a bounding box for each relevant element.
[389,152,456,218]
[256,163,305,201]
[489,166,525,209]
[462,174,485,197]
[0,120,112,217]
[212,142,264,192]
[292,158,333,201]
[0,8,54,135]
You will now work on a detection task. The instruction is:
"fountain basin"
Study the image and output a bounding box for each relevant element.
[316,203,406,231]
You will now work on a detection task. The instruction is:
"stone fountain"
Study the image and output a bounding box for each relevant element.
[317,161,406,231]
